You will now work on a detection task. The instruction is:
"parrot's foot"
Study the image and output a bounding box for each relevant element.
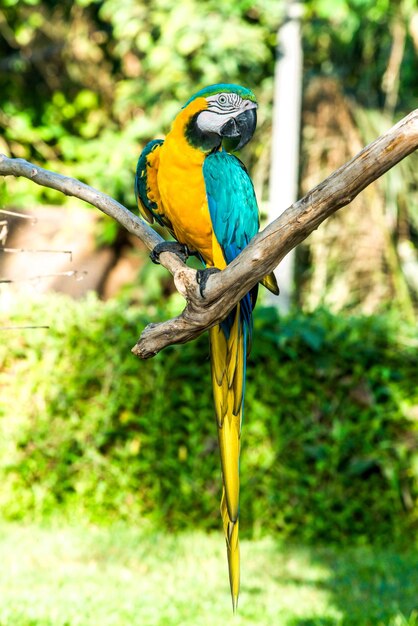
[196,267,220,298]
[150,242,192,265]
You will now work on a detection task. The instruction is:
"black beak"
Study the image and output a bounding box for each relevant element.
[220,108,257,150]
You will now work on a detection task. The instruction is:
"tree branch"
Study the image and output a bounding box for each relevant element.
[1,108,417,358]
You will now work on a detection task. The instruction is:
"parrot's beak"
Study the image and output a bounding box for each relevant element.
[220,107,257,150]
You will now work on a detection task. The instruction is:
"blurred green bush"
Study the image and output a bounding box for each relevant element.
[0,293,417,545]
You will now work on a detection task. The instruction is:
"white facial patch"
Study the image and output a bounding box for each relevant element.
[196,109,232,134]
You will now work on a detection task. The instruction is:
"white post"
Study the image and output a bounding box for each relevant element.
[268,0,304,311]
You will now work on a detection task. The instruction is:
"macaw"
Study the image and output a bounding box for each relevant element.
[135,84,279,610]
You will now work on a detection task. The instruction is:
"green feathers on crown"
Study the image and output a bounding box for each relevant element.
[183,83,257,107]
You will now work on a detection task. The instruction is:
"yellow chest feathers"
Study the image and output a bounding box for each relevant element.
[157,98,215,262]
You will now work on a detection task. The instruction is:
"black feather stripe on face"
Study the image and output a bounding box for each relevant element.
[184,112,223,153]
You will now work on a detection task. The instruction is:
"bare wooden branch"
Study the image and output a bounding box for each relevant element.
[1,108,418,358]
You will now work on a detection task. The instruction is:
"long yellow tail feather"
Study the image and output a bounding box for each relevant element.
[209,305,245,610]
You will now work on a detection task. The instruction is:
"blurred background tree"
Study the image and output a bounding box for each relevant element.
[300,0,418,317]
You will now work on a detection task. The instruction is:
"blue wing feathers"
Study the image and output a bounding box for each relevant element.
[135,139,165,226]
[203,152,259,263]
[203,152,259,340]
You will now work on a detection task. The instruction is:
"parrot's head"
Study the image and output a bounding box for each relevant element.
[181,83,257,153]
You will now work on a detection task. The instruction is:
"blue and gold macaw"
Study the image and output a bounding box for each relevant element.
[135,84,279,610]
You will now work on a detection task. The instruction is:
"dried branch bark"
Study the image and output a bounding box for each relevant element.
[1,108,418,358]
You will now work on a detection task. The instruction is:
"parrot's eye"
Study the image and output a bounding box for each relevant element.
[218,95,227,105]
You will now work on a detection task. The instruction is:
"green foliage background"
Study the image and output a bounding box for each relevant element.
[0,0,281,227]
[1,295,417,545]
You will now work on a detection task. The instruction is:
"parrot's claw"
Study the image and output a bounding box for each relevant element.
[196,267,220,298]
[150,242,191,265]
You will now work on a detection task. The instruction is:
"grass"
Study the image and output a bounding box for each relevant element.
[0,522,417,626]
